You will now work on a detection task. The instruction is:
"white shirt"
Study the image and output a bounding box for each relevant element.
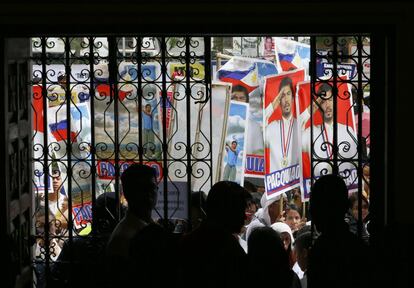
[264,104,300,173]
[300,109,357,178]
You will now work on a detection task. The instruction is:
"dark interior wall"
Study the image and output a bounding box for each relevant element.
[1,0,413,285]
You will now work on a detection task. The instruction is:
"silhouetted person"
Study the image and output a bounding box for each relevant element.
[105,164,158,287]
[345,193,370,244]
[51,192,122,288]
[294,231,312,288]
[179,181,251,288]
[247,226,301,288]
[308,174,372,288]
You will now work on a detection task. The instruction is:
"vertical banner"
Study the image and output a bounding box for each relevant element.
[220,101,249,185]
[297,80,358,201]
[192,82,231,194]
[263,69,305,200]
[217,56,278,178]
[168,82,205,182]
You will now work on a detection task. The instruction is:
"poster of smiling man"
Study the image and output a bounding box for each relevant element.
[263,69,305,200]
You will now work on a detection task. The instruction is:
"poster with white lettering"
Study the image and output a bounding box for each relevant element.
[263,69,305,200]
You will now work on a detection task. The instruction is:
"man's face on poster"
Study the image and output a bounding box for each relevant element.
[231,91,248,103]
[280,85,293,117]
[265,37,273,51]
[320,91,333,122]
[145,105,151,113]
[231,142,237,150]
[52,172,62,194]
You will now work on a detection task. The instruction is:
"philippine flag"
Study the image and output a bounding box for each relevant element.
[49,119,77,142]
[217,57,259,93]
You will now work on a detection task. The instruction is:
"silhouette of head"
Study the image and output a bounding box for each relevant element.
[206,181,251,234]
[121,164,157,215]
[310,174,348,234]
[94,192,122,233]
[294,231,312,271]
[247,227,291,286]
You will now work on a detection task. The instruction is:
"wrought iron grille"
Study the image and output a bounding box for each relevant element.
[31,36,211,285]
[310,36,371,238]
[29,35,370,286]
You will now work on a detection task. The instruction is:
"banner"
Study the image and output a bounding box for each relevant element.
[192,82,231,194]
[167,81,205,182]
[97,160,163,182]
[263,69,305,199]
[316,60,357,80]
[296,80,358,201]
[220,101,249,185]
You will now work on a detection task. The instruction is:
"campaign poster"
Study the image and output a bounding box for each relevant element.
[70,161,93,230]
[169,62,205,80]
[217,57,278,178]
[274,38,310,77]
[46,102,91,160]
[261,36,276,62]
[232,37,260,57]
[94,63,161,161]
[263,69,305,200]
[140,83,163,160]
[220,101,249,185]
[316,60,357,80]
[168,82,205,182]
[191,82,231,195]
[296,80,358,201]
[350,43,370,81]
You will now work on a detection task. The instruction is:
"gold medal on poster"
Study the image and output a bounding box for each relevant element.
[281,156,288,168]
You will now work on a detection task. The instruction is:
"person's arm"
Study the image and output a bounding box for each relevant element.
[226,143,237,152]
[265,87,285,122]
[143,110,152,116]
[299,97,323,131]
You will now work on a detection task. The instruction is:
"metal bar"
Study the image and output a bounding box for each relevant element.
[309,36,316,242]
[310,36,316,184]
[108,37,121,221]
[64,36,74,267]
[356,36,364,240]
[160,37,169,225]
[40,36,51,281]
[136,37,143,164]
[185,37,192,226]
[204,36,213,195]
[332,36,339,175]
[88,37,97,233]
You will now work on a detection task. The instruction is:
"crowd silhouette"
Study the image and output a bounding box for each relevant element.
[36,165,374,288]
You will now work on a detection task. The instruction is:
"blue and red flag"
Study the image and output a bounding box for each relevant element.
[49,119,77,142]
[217,57,259,93]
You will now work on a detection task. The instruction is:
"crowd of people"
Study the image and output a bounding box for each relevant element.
[32,163,373,288]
